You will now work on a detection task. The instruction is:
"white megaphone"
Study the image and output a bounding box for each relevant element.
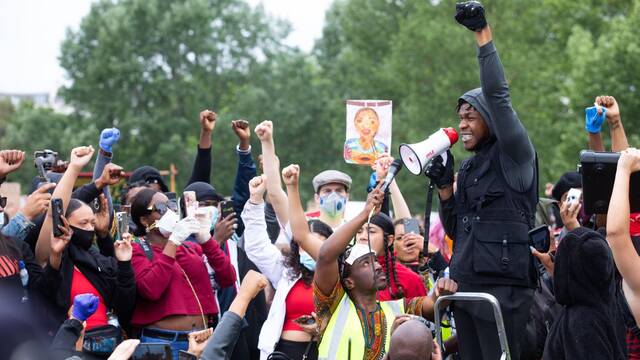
[399,128,459,175]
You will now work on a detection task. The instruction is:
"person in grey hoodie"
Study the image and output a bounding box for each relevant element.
[426,2,538,359]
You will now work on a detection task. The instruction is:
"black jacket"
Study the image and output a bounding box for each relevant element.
[543,227,626,359]
[42,241,136,332]
[440,41,538,288]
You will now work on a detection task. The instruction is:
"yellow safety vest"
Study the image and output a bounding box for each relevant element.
[318,294,404,360]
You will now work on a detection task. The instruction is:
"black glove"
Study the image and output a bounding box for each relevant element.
[425,151,454,189]
[455,1,487,32]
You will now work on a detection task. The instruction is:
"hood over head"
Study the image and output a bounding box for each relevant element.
[554,227,615,308]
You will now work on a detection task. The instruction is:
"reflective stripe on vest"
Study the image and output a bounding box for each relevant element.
[318,294,404,360]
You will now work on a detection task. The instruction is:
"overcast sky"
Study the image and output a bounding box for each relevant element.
[0,0,333,94]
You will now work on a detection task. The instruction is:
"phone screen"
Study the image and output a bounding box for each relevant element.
[220,200,235,219]
[402,218,420,235]
[131,343,172,360]
[528,225,550,253]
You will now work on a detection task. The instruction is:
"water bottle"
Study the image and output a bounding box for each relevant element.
[19,261,29,303]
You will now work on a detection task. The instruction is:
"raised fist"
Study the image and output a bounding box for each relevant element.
[69,146,95,170]
[0,150,25,178]
[282,164,300,186]
[99,128,120,153]
[231,120,251,142]
[249,175,267,201]
[200,110,217,133]
[455,1,487,32]
[254,120,273,142]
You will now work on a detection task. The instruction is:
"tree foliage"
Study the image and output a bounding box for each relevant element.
[4,0,639,211]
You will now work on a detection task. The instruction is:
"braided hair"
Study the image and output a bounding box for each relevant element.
[383,233,405,299]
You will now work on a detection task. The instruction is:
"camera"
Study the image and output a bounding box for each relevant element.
[580,150,640,213]
[34,150,59,182]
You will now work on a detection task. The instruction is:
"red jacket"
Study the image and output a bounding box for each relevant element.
[376,254,427,301]
[131,238,236,326]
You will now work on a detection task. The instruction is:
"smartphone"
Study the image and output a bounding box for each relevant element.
[402,218,420,235]
[115,212,128,240]
[51,198,64,237]
[528,225,550,253]
[566,188,582,206]
[183,191,198,217]
[293,315,316,325]
[131,343,172,360]
[220,200,235,219]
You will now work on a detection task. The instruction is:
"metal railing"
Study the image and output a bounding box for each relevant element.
[434,292,510,360]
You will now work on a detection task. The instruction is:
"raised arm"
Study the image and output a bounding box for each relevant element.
[200,270,267,360]
[315,184,384,295]
[596,95,629,152]
[93,128,120,214]
[242,175,286,286]
[255,121,289,225]
[455,2,533,165]
[230,120,257,236]
[283,164,322,260]
[606,148,640,292]
[35,146,95,264]
[187,110,216,186]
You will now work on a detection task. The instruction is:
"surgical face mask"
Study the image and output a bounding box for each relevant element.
[319,192,347,218]
[0,212,5,228]
[199,206,219,231]
[154,209,179,237]
[299,250,316,271]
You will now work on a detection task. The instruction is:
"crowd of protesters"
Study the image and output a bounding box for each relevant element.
[2,2,640,360]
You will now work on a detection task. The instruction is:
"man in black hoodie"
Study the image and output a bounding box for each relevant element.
[426,2,537,359]
[543,227,626,359]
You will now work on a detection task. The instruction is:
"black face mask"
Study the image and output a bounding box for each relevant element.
[71,226,95,251]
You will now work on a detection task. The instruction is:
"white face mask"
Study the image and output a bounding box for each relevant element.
[155,209,179,237]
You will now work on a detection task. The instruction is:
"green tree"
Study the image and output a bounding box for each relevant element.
[59,0,289,193]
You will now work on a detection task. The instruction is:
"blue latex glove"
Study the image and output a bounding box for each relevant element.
[99,128,120,153]
[72,293,99,321]
[585,106,606,134]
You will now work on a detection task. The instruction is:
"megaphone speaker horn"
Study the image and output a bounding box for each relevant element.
[399,128,459,176]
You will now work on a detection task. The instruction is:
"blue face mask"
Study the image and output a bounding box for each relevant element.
[200,206,219,231]
[319,192,347,218]
[299,250,316,271]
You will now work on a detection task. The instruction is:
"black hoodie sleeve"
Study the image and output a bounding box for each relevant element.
[187,146,212,186]
[477,41,535,192]
[112,260,136,328]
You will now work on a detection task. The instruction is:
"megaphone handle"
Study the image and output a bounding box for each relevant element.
[423,179,435,258]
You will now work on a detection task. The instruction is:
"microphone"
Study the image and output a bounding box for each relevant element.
[380,159,403,193]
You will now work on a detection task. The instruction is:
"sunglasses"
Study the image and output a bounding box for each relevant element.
[0,196,6,208]
[147,201,178,216]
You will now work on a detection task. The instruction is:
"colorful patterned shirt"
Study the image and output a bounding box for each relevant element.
[314,280,425,360]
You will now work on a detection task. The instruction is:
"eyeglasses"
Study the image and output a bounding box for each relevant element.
[147,201,178,216]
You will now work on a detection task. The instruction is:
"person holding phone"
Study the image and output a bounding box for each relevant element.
[242,167,333,360]
[129,187,236,359]
[35,146,136,353]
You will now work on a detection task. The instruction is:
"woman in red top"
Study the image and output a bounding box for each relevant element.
[37,146,136,355]
[129,188,236,359]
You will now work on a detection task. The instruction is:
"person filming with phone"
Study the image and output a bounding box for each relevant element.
[424,2,538,359]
